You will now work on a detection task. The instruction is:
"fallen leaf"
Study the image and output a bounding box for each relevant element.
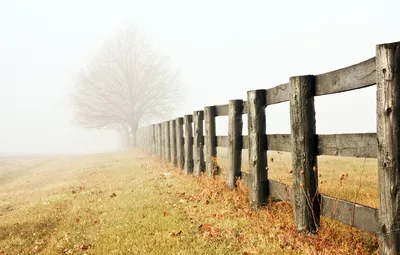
[163,212,168,216]
[169,231,182,237]
[62,248,72,254]
[75,244,90,250]
[199,224,212,232]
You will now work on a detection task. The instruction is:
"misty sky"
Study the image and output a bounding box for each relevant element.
[1,0,399,155]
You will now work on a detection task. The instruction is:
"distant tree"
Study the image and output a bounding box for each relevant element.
[73,26,180,148]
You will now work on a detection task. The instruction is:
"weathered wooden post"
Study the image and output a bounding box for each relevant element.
[161,123,165,160]
[376,41,400,254]
[290,75,319,232]
[193,110,204,176]
[247,90,267,208]
[170,120,177,166]
[158,123,163,159]
[154,124,158,155]
[176,117,185,169]
[152,124,156,155]
[204,106,217,177]
[164,121,171,162]
[227,100,243,188]
[148,126,152,153]
[184,115,194,174]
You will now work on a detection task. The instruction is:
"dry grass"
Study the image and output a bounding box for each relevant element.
[217,148,378,208]
[0,152,378,254]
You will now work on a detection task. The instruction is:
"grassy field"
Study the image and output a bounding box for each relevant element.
[0,152,378,254]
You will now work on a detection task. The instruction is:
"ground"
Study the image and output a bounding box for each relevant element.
[0,152,378,254]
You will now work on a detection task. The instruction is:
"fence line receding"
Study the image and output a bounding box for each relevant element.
[136,41,400,255]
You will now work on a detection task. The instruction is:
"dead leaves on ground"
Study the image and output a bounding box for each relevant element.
[199,224,221,238]
[62,243,91,254]
[169,230,182,237]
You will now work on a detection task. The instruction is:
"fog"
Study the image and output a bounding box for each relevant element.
[1,0,399,156]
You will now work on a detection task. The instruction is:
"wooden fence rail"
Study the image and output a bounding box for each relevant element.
[136,41,400,254]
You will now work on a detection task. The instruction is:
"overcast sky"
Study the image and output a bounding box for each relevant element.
[0,0,399,155]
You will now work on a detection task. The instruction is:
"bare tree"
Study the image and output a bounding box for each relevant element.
[73,26,180,148]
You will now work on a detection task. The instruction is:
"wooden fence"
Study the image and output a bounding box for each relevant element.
[136,41,400,254]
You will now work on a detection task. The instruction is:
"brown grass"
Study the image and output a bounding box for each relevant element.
[0,152,378,254]
[217,148,378,208]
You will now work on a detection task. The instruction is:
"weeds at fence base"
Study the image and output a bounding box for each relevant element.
[141,152,378,254]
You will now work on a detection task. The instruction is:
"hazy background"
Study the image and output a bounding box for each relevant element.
[1,0,399,155]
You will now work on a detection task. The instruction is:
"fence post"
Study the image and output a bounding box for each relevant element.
[227,99,243,188]
[176,117,185,169]
[290,75,319,232]
[376,41,400,254]
[204,106,217,177]
[184,115,194,174]
[154,124,157,155]
[164,121,171,162]
[157,124,161,156]
[163,122,168,161]
[170,120,177,166]
[158,123,163,159]
[193,110,204,176]
[152,125,156,155]
[247,90,267,209]
[160,123,165,160]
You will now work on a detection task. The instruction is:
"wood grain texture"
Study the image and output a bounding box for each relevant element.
[242,136,249,149]
[164,121,171,162]
[193,111,204,176]
[247,90,267,208]
[227,100,243,188]
[315,57,376,96]
[217,133,377,159]
[216,136,228,147]
[240,172,250,188]
[269,180,292,202]
[204,106,217,177]
[158,123,162,158]
[184,115,193,174]
[266,83,290,105]
[290,75,319,232]
[376,42,400,254]
[169,120,177,166]
[176,118,184,169]
[318,133,377,158]
[267,134,291,152]
[161,123,165,160]
[216,102,248,116]
[321,194,378,234]
[215,104,229,116]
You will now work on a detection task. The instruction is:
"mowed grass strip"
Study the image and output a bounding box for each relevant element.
[0,152,378,254]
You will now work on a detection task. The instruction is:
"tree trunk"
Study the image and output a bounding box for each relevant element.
[130,121,139,148]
